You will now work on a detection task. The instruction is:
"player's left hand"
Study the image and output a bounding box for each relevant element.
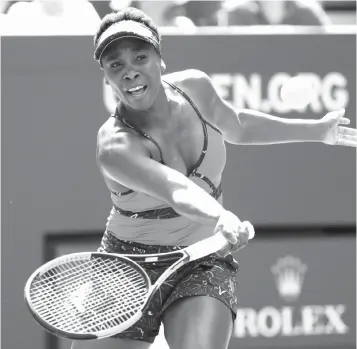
[320,108,357,147]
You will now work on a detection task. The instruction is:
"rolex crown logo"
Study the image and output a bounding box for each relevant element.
[271,255,307,302]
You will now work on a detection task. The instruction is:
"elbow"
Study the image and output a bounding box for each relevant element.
[237,126,254,144]
[226,122,251,144]
[161,172,192,209]
[234,110,257,144]
[169,183,205,216]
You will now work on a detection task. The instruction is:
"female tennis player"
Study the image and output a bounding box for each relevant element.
[72,7,356,349]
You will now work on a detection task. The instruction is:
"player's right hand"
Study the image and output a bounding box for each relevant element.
[213,210,252,253]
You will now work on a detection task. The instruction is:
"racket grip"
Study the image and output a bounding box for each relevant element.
[186,223,255,260]
[214,232,232,257]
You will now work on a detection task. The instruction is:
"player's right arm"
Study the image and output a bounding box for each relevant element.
[98,131,250,249]
[98,131,228,227]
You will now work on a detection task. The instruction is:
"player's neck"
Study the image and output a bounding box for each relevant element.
[120,83,176,130]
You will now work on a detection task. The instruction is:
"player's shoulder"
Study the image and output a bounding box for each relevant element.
[162,70,220,123]
[163,69,211,86]
[97,118,144,160]
[163,69,214,97]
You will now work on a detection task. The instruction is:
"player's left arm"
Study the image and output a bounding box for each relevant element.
[198,72,356,147]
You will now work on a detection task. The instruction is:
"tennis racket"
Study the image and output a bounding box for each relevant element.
[24,227,254,340]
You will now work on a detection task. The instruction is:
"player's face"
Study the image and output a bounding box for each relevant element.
[101,38,162,111]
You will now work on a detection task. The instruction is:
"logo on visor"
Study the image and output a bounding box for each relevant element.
[271,255,307,302]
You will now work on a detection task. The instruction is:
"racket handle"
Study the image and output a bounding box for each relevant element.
[186,232,230,260]
[186,223,255,261]
[213,232,232,257]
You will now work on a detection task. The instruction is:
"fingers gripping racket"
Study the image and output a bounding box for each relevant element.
[24,229,254,340]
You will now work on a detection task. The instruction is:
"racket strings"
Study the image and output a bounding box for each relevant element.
[35,273,143,327]
[32,260,146,331]
[33,260,145,310]
[29,257,148,333]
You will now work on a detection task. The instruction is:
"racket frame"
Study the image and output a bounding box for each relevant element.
[24,252,153,340]
[24,250,191,340]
